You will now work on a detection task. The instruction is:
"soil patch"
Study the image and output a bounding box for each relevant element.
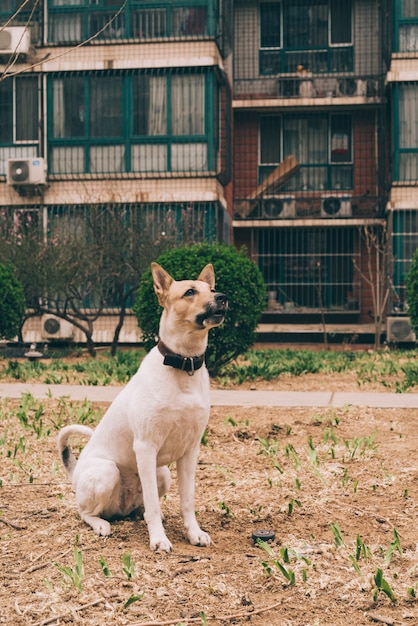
[1,385,418,625]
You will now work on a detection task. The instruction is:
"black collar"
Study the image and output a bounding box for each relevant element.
[157,340,206,375]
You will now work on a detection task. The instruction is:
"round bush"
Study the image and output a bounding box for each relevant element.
[133,243,266,376]
[0,261,26,340]
[406,248,418,333]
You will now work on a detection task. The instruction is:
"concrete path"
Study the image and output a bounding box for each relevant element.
[1,382,418,408]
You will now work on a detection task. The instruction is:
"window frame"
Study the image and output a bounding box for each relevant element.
[47,69,215,176]
[259,0,353,76]
[258,112,353,191]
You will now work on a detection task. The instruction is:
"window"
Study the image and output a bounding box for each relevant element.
[49,70,215,175]
[258,227,358,310]
[0,76,39,144]
[396,84,418,181]
[259,0,353,75]
[259,113,352,191]
[396,0,418,51]
[47,0,213,43]
[392,210,418,310]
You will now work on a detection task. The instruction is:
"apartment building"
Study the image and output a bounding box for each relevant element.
[0,0,232,343]
[232,0,390,342]
[386,0,418,342]
[0,1,417,345]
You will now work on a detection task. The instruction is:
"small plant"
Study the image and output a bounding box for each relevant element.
[286,497,302,516]
[343,432,377,460]
[256,436,278,458]
[122,552,136,580]
[373,568,397,603]
[99,555,112,577]
[123,593,145,610]
[257,540,296,585]
[54,546,84,593]
[218,501,234,518]
[384,529,402,565]
[330,522,345,548]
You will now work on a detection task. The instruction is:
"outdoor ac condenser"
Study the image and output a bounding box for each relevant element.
[0,27,30,55]
[42,316,75,341]
[7,158,47,186]
[386,317,416,343]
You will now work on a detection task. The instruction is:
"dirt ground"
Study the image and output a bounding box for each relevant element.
[1,372,418,625]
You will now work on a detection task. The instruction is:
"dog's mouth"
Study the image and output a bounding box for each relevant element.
[196,293,228,328]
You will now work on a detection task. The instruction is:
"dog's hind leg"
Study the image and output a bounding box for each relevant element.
[177,447,211,547]
[74,459,121,537]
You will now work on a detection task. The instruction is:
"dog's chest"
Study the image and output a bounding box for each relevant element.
[149,401,209,466]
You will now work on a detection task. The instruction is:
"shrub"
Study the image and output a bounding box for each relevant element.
[133,243,266,376]
[0,261,26,340]
[406,248,418,334]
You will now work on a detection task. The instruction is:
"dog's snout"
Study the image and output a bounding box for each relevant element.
[215,293,228,306]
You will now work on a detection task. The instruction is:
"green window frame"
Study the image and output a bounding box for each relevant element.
[259,0,353,76]
[394,0,418,52]
[393,83,418,182]
[391,209,418,311]
[258,112,353,191]
[47,0,216,44]
[47,69,216,176]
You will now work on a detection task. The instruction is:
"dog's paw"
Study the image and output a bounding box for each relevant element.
[150,535,173,552]
[92,518,112,537]
[189,529,211,547]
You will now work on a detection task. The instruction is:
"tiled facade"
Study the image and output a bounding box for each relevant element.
[1,1,418,344]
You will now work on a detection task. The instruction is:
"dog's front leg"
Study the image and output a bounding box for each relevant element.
[134,442,172,552]
[177,448,211,547]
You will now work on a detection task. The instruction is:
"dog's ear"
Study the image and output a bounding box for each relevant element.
[198,264,215,290]
[151,263,173,305]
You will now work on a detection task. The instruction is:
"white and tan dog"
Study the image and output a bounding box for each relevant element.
[57,262,227,552]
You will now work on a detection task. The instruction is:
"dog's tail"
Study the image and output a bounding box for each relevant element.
[57,425,93,479]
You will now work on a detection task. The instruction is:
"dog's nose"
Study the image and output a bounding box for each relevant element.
[215,293,228,306]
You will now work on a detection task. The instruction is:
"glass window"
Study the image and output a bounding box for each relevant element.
[0,77,38,144]
[171,74,205,135]
[16,77,38,142]
[330,0,352,44]
[133,75,167,135]
[398,85,418,180]
[260,2,281,48]
[284,1,328,48]
[330,115,352,162]
[52,76,85,138]
[0,80,13,144]
[90,76,123,137]
[402,0,418,17]
[260,116,281,164]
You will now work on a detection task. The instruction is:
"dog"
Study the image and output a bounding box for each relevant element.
[57,262,227,552]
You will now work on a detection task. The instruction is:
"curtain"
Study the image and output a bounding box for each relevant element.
[53,79,65,138]
[16,77,38,141]
[148,75,166,135]
[171,74,205,135]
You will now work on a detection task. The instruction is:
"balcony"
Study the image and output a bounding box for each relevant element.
[47,0,232,55]
[233,194,385,222]
[233,74,384,103]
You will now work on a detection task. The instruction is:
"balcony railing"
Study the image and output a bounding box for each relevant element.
[46,0,232,55]
[233,195,385,221]
[233,74,384,101]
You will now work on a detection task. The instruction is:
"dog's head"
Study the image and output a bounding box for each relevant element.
[151,263,228,336]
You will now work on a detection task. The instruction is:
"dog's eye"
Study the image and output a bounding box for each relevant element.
[183,288,196,297]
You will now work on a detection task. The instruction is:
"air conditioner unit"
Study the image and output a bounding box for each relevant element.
[321,196,352,217]
[7,158,47,186]
[0,26,30,55]
[386,316,416,343]
[338,78,367,97]
[261,197,296,218]
[42,316,75,341]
